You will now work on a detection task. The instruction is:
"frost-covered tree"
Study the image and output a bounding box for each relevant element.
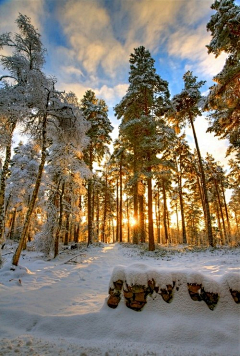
[169,71,214,246]
[36,92,90,257]
[115,46,172,250]
[0,17,89,265]
[5,141,44,242]
[81,90,113,246]
[0,14,46,248]
[205,0,240,155]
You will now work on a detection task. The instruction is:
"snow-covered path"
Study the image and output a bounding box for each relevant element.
[0,243,240,355]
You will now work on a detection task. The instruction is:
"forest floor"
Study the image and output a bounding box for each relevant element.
[0,241,239,355]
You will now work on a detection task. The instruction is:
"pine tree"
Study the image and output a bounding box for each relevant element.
[205,153,231,244]
[81,90,113,246]
[169,71,214,246]
[205,0,240,154]
[172,135,193,244]
[115,46,171,251]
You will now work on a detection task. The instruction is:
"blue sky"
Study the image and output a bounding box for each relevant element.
[0,0,238,166]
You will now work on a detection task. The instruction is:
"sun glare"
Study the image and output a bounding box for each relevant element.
[130,217,136,226]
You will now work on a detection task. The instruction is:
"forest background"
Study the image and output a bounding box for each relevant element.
[0,0,239,266]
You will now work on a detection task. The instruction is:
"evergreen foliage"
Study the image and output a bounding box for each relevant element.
[205,0,240,154]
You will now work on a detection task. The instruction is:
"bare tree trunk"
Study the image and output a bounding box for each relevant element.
[139,193,145,243]
[54,182,65,258]
[133,152,139,244]
[162,179,169,243]
[96,191,100,242]
[214,180,227,244]
[157,187,161,244]
[101,174,108,243]
[175,203,180,244]
[64,211,70,246]
[126,198,130,242]
[87,147,93,246]
[119,159,123,243]
[215,200,224,244]
[221,180,231,241]
[116,178,119,242]
[12,116,47,266]
[9,208,17,240]
[189,117,213,246]
[178,160,187,244]
[147,168,155,251]
[0,121,16,243]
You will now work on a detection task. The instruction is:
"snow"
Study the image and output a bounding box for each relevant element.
[0,242,240,355]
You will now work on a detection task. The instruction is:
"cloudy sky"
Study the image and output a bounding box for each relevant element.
[0,0,238,166]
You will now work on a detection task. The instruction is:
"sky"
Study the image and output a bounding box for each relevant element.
[0,0,238,167]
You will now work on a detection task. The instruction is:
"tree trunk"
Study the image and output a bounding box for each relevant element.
[9,208,17,240]
[0,121,16,243]
[87,147,93,246]
[214,180,227,244]
[119,159,123,243]
[139,193,145,243]
[220,180,231,241]
[178,159,187,244]
[132,151,139,244]
[147,173,155,251]
[126,198,130,242]
[101,174,108,243]
[12,116,47,266]
[116,178,119,242]
[162,179,169,243]
[64,210,70,246]
[215,200,224,244]
[96,191,100,242]
[157,187,161,244]
[175,203,180,244]
[189,117,214,246]
[54,182,65,258]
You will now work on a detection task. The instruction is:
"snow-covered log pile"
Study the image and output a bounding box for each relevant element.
[107,263,240,312]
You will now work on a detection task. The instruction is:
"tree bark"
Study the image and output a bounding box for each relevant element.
[162,179,169,243]
[101,174,108,243]
[12,115,47,266]
[132,152,139,244]
[139,193,145,243]
[178,163,187,244]
[189,116,214,246]
[221,180,231,241]
[119,158,123,243]
[214,180,227,243]
[116,178,119,242]
[0,121,16,243]
[87,147,93,246]
[54,182,65,258]
[147,171,155,251]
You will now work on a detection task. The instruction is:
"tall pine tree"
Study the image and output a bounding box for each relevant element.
[115,46,171,250]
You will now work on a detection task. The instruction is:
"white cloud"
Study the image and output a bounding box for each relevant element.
[167,21,227,79]
[95,84,129,107]
[0,0,44,33]
[58,0,119,77]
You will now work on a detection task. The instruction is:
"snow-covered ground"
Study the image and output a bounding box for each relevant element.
[0,242,239,356]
